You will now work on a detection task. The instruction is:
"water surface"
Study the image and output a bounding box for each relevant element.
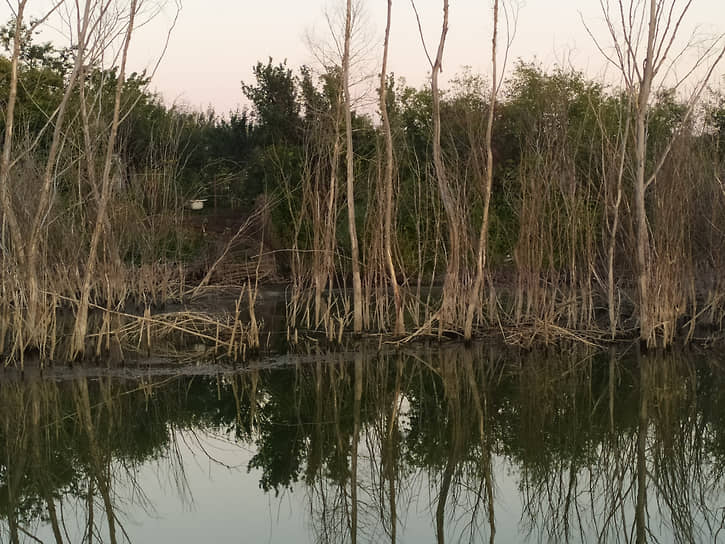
[2,344,725,543]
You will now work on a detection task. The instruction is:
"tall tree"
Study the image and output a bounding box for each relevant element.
[464,0,502,341]
[0,1,64,347]
[343,0,363,333]
[589,0,725,346]
[72,0,141,356]
[411,0,462,328]
[379,0,404,334]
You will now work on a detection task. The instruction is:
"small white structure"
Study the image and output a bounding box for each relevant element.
[188,199,207,211]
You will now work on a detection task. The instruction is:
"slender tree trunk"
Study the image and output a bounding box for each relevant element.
[26,1,92,331]
[436,454,454,544]
[608,116,630,339]
[87,478,95,544]
[343,0,363,333]
[0,2,28,273]
[313,121,340,326]
[380,0,404,334]
[430,0,460,326]
[317,109,342,327]
[80,65,100,203]
[72,0,138,356]
[464,0,499,341]
[634,110,652,345]
[30,389,64,543]
[462,353,495,542]
[632,0,658,346]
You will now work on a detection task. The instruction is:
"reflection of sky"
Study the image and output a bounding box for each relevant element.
[30,430,311,543]
[127,432,305,543]
[23,429,704,543]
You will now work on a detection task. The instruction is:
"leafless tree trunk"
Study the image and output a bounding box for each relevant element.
[605,107,631,339]
[72,0,140,356]
[632,0,658,346]
[411,0,462,327]
[379,0,404,334]
[350,354,362,543]
[432,1,461,326]
[0,1,65,340]
[343,0,363,333]
[0,2,29,272]
[323,105,342,328]
[24,1,99,332]
[589,0,725,345]
[464,0,500,341]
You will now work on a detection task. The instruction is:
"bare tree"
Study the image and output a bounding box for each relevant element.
[595,95,631,339]
[410,0,466,330]
[302,0,374,335]
[0,1,65,342]
[72,0,142,356]
[463,0,514,341]
[0,2,32,278]
[587,0,725,346]
[379,0,404,334]
[1,0,132,349]
[24,0,98,332]
[343,0,363,333]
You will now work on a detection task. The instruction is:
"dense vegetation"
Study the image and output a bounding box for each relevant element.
[1,2,725,363]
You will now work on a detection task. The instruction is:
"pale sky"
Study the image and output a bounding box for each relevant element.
[4,1,725,113]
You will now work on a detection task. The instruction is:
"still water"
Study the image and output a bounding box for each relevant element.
[2,343,725,543]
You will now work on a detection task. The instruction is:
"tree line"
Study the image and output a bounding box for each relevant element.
[1,0,725,361]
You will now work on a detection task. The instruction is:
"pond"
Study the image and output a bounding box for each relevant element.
[2,343,725,543]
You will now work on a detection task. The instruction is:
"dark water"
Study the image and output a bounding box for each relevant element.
[2,343,725,543]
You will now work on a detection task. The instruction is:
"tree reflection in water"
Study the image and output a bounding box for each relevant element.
[1,344,725,542]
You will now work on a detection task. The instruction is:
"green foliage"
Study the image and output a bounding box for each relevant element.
[0,19,73,73]
[242,58,301,147]
[2,23,723,293]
